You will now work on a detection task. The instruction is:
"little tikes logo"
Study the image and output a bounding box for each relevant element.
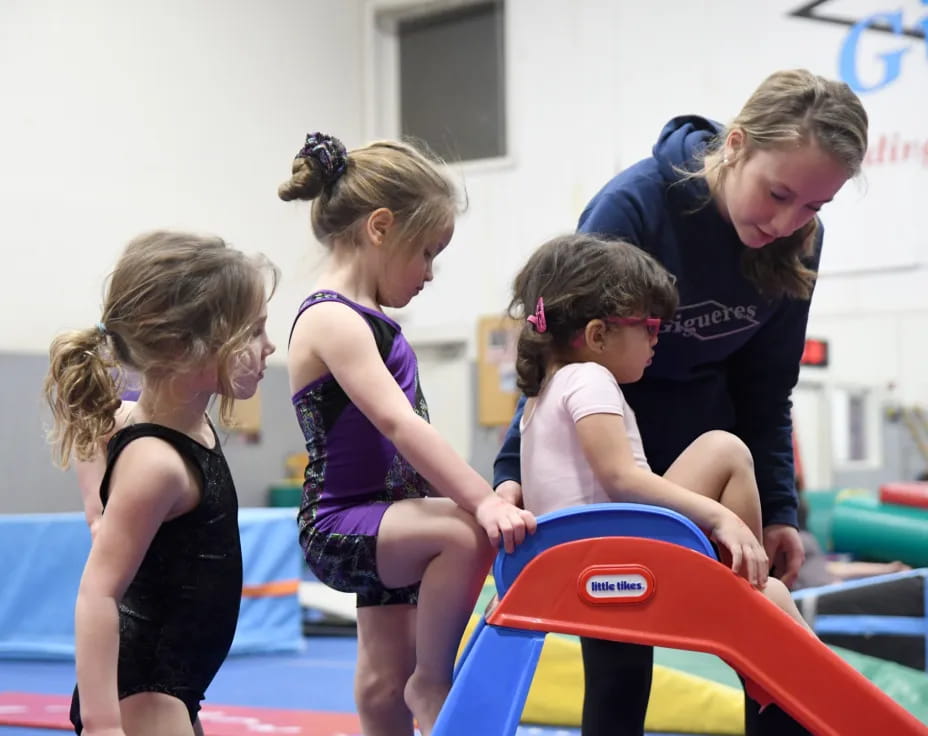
[663,300,759,341]
[579,565,655,605]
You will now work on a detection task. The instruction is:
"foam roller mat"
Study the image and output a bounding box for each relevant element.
[832,495,928,567]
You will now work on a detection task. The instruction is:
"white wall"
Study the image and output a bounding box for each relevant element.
[1,0,364,360]
[389,0,928,408]
[3,0,927,439]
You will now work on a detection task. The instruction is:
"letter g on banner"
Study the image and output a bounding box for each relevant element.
[839,6,928,93]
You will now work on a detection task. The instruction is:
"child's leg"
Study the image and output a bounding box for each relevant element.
[377,497,495,736]
[663,430,763,539]
[580,637,652,736]
[762,577,814,633]
[120,692,196,736]
[355,604,417,735]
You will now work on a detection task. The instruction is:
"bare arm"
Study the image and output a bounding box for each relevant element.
[75,455,106,537]
[575,413,768,586]
[75,439,193,731]
[75,402,136,540]
[826,560,910,580]
[289,302,535,550]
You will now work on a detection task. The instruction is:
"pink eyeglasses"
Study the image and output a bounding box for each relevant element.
[572,316,662,347]
[605,316,662,337]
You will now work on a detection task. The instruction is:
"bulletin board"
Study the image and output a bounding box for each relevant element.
[477,315,522,426]
[221,388,263,440]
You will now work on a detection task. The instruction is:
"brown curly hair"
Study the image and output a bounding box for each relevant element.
[510,234,678,396]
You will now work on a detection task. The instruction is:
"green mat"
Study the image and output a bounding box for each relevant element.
[832,494,928,566]
[653,645,928,723]
[268,483,301,507]
[803,488,843,552]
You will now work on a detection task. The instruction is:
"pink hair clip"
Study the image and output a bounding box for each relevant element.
[526,297,547,333]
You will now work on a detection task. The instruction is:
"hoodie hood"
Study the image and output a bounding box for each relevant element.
[652,115,723,183]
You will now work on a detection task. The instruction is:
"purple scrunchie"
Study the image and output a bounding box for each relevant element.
[297,132,348,185]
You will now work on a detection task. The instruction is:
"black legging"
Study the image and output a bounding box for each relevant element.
[579,638,812,736]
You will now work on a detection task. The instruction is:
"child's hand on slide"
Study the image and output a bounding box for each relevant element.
[711,514,769,588]
[475,494,537,553]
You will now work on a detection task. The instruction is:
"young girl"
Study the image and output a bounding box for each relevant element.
[511,233,813,616]
[496,68,867,736]
[44,230,278,736]
[279,132,535,736]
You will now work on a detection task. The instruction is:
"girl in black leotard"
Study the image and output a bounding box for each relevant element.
[44,230,278,736]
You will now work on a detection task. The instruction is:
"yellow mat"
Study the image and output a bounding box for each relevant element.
[459,616,744,735]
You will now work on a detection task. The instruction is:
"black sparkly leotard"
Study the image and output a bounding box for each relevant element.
[70,423,242,732]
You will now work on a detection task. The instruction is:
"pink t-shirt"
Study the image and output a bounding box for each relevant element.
[520,362,650,518]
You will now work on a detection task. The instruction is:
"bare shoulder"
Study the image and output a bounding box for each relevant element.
[288,300,380,391]
[106,435,193,513]
[290,299,373,344]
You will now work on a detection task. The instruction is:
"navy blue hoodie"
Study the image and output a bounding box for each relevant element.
[493,116,822,529]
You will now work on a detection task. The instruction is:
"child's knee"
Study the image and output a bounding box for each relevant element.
[447,506,495,560]
[356,668,407,716]
[701,430,754,470]
[762,577,792,607]
[455,527,496,570]
[762,576,814,632]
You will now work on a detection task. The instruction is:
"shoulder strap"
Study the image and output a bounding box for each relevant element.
[289,290,395,363]
[99,424,210,506]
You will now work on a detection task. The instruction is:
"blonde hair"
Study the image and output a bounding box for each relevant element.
[44,231,279,467]
[698,69,869,299]
[278,137,459,253]
[510,234,678,397]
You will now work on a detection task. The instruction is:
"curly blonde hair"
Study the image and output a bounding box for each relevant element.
[44,230,278,466]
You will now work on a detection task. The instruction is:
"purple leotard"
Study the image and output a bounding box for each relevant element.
[291,290,430,606]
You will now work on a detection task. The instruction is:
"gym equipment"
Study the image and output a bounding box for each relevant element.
[433,503,928,736]
[794,568,928,671]
[832,494,928,567]
[880,482,928,510]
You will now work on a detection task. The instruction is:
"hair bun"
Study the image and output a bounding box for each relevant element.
[298,132,348,183]
[278,132,348,202]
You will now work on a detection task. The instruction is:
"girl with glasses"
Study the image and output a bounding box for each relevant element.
[509,231,813,669]
[497,68,867,736]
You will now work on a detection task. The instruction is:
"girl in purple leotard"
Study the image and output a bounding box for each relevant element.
[279,133,536,736]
